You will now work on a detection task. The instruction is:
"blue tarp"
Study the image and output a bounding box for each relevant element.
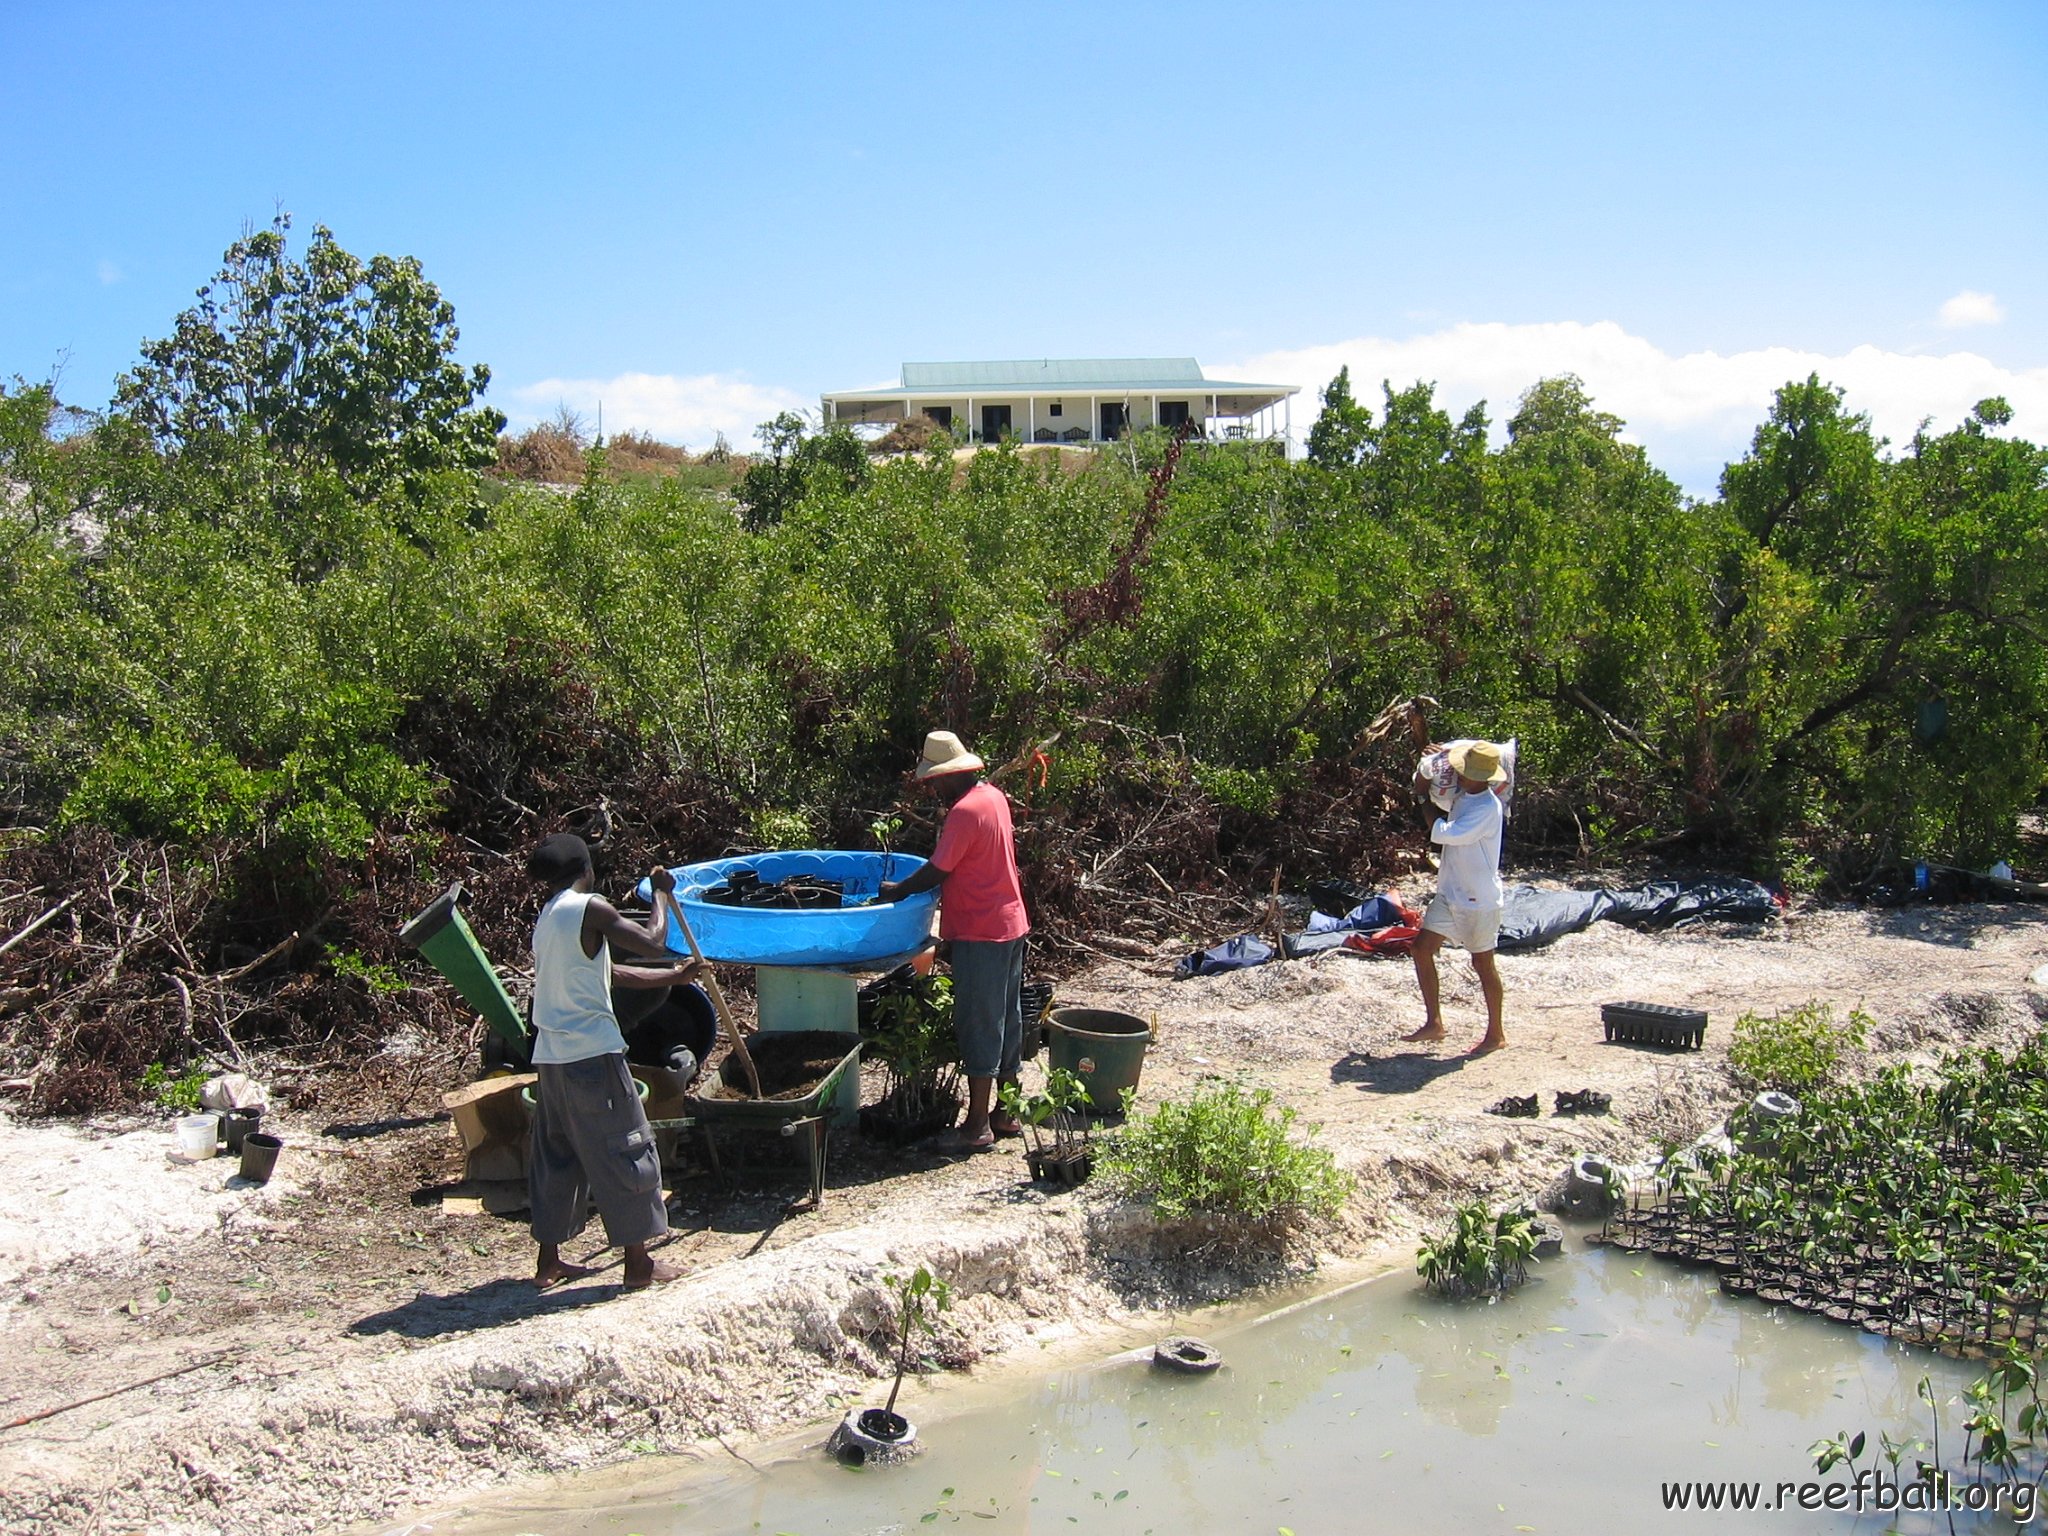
[1172,933,1277,978]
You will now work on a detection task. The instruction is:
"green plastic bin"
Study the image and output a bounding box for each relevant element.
[1045,1007,1152,1113]
[399,882,529,1052]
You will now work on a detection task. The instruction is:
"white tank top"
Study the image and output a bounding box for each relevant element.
[530,889,626,1064]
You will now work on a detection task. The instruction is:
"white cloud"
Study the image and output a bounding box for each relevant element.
[1220,320,2048,492]
[96,259,122,286]
[505,371,809,452]
[1938,289,2005,329]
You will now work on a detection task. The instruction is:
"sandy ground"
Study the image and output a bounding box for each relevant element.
[2,898,2046,1535]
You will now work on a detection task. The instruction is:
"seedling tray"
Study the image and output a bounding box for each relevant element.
[1602,1000,1707,1050]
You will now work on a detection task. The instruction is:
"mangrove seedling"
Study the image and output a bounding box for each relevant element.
[1417,1201,1540,1298]
[881,1265,954,1416]
[863,974,961,1129]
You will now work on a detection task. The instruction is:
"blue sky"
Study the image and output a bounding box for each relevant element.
[4,1,2044,489]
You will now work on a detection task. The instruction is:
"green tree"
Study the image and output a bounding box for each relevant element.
[1306,366,1373,468]
[112,215,503,506]
[735,411,869,531]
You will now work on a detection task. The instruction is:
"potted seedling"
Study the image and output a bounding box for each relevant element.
[859,972,963,1145]
[828,1264,953,1465]
[1003,1067,1095,1186]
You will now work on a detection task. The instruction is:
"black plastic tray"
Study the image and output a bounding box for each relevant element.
[1602,1000,1707,1050]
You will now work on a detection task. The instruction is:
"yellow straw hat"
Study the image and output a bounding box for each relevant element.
[914,730,985,780]
[1448,740,1509,786]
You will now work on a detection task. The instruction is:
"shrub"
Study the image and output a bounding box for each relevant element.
[139,1060,209,1113]
[1728,1000,1870,1093]
[1098,1080,1350,1227]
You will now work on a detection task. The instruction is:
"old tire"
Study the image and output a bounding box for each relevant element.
[1153,1336,1224,1374]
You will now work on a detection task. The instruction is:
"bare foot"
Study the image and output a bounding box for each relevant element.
[622,1257,681,1290]
[1401,1024,1447,1044]
[533,1259,598,1292]
[1467,1034,1508,1057]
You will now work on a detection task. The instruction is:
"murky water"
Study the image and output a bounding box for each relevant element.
[425,1246,2011,1535]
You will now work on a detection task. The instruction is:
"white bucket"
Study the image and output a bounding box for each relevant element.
[176,1113,219,1159]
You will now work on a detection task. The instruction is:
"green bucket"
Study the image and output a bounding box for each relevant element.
[1044,1007,1152,1113]
[399,883,529,1051]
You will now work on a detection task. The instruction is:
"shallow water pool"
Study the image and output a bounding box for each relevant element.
[425,1244,2013,1535]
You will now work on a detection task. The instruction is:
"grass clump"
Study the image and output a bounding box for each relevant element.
[1729,1000,1869,1093]
[1416,1201,1539,1298]
[1098,1080,1350,1229]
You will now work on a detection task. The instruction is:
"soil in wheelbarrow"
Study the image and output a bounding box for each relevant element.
[705,1030,853,1101]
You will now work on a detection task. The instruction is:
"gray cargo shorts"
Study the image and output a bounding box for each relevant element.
[528,1052,668,1250]
[949,936,1025,1080]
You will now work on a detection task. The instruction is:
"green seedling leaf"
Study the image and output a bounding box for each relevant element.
[1114,1490,1129,1502]
[156,1282,171,1304]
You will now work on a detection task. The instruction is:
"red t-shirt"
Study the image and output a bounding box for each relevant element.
[929,781,1030,942]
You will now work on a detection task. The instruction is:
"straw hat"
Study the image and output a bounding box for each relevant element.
[1448,739,1509,786]
[914,729,985,780]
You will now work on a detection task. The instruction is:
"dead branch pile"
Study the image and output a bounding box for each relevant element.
[0,653,1444,1117]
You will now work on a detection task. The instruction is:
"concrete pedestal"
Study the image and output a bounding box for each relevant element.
[755,966,861,1126]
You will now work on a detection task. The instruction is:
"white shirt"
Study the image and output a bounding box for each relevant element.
[1431,788,1504,911]
[530,889,627,1064]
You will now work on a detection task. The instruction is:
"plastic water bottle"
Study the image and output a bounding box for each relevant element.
[1914,861,1930,892]
[1991,860,2015,882]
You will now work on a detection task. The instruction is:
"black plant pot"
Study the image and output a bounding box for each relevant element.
[859,1094,961,1147]
[221,1107,264,1153]
[1026,1148,1093,1187]
[858,1408,911,1442]
[239,1131,283,1184]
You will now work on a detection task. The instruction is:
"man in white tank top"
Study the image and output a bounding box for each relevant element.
[525,833,705,1292]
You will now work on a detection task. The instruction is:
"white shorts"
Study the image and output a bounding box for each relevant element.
[1422,895,1501,954]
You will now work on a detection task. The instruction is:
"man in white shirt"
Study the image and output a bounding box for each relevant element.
[525,833,705,1291]
[1401,740,1509,1056]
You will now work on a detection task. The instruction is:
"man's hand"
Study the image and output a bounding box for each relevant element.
[878,880,903,903]
[649,865,676,895]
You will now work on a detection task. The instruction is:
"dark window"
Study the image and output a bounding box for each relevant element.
[925,406,952,429]
[1158,400,1191,429]
[1049,402,1063,418]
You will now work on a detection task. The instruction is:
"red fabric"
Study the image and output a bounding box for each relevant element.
[930,781,1030,942]
[1342,922,1422,957]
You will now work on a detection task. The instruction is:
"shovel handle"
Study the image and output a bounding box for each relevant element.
[665,891,763,1099]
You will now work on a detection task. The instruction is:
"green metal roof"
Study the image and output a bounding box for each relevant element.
[902,358,1207,390]
[823,357,1298,400]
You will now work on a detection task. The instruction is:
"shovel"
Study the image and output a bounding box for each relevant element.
[664,887,764,1099]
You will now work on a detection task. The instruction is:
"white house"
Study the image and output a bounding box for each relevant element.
[820,358,1299,448]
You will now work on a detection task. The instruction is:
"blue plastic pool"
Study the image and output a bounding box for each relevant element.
[634,850,937,968]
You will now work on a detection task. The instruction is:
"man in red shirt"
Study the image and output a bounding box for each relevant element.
[879,730,1031,1152]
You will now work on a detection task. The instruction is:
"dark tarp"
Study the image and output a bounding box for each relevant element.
[1493,885,1614,952]
[1598,877,1779,929]
[1180,876,1780,977]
